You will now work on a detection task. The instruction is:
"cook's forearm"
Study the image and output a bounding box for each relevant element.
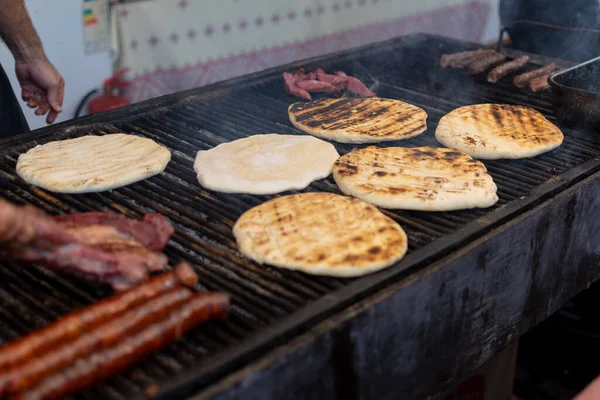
[0,0,45,61]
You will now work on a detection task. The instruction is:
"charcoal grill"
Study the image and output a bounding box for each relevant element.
[0,34,599,400]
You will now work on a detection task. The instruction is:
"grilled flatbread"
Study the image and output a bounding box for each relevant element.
[233,192,408,277]
[333,146,498,211]
[435,104,564,159]
[288,98,427,143]
[194,134,339,195]
[17,134,171,193]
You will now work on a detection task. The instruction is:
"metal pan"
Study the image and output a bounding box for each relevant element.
[549,56,600,132]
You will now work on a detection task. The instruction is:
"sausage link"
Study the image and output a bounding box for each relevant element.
[0,263,197,372]
[440,50,495,68]
[487,56,529,83]
[513,63,556,88]
[468,53,507,75]
[13,293,231,400]
[2,287,193,395]
[530,73,554,92]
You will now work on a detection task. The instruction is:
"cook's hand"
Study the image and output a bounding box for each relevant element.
[15,58,65,124]
[575,375,600,400]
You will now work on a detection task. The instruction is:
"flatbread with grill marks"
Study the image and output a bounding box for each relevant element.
[233,192,408,277]
[435,104,564,159]
[16,134,171,193]
[333,146,498,211]
[288,97,428,143]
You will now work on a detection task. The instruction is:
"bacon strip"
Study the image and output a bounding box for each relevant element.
[53,213,174,252]
[513,63,557,88]
[487,56,530,83]
[0,200,176,290]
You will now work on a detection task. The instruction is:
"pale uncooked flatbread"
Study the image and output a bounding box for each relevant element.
[333,146,498,211]
[233,192,408,277]
[17,134,171,193]
[288,97,428,144]
[194,134,339,195]
[435,104,564,159]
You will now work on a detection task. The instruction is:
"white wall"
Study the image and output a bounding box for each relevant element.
[0,0,112,131]
[0,0,500,132]
[481,0,501,44]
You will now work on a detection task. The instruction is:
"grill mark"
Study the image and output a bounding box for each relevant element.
[300,103,374,129]
[490,108,504,128]
[363,117,423,138]
[375,122,426,138]
[321,103,392,130]
[292,99,360,122]
[292,98,427,141]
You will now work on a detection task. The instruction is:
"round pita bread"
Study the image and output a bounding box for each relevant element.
[194,134,339,195]
[288,97,428,144]
[233,193,408,277]
[435,104,564,159]
[333,146,498,211]
[16,134,171,193]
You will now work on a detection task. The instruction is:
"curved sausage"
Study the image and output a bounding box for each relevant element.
[530,73,554,92]
[0,263,197,372]
[468,53,507,75]
[513,63,556,88]
[13,292,231,400]
[3,288,193,395]
[440,49,495,68]
[487,56,530,83]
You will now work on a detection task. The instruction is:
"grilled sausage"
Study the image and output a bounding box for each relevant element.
[440,49,496,68]
[468,53,507,75]
[513,63,556,88]
[2,288,193,395]
[0,263,197,372]
[13,293,231,400]
[487,56,530,83]
[530,73,553,92]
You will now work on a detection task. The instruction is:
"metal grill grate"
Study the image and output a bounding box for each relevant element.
[0,34,598,399]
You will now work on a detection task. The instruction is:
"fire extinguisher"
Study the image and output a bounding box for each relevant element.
[74,68,131,118]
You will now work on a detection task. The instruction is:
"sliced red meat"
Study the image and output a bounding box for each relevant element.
[293,68,317,81]
[296,80,340,93]
[283,72,312,100]
[315,68,348,90]
[53,212,174,251]
[0,200,172,290]
[336,72,375,97]
[284,68,375,99]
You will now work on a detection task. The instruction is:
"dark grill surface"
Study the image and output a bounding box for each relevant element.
[0,34,599,399]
